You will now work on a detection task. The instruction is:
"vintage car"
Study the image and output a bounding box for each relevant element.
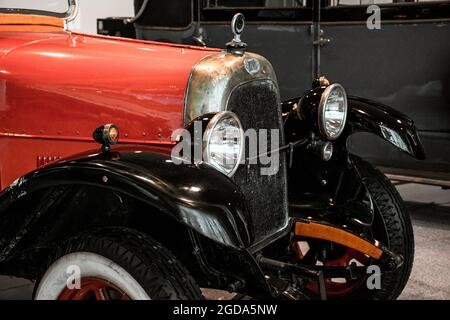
[0,1,424,300]
[99,0,450,187]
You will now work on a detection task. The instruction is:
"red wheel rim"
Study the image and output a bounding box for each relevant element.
[58,277,130,300]
[305,248,371,297]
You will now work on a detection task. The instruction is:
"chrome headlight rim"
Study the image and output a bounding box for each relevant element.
[203,111,244,177]
[318,83,348,141]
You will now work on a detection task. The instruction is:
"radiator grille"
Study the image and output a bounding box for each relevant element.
[227,80,288,243]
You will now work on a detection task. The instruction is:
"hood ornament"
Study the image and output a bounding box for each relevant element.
[226,13,247,55]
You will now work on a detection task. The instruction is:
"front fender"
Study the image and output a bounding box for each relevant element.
[0,146,252,257]
[282,92,425,160]
[344,96,426,160]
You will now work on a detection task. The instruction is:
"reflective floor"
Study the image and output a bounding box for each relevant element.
[0,183,449,300]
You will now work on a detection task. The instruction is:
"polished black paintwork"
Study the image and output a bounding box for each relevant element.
[0,146,285,297]
[283,92,426,160]
[0,147,254,258]
[283,96,375,230]
[283,90,424,231]
[288,149,376,230]
[344,96,426,161]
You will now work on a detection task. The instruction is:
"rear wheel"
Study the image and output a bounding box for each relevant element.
[34,228,203,300]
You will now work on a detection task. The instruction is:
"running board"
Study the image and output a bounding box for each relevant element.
[386,173,450,188]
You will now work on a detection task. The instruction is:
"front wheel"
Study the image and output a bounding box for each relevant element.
[34,228,203,300]
[300,156,414,299]
[354,156,414,299]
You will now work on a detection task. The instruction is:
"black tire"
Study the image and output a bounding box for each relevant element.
[34,227,203,300]
[352,156,414,300]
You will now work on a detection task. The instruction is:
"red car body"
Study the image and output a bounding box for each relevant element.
[0,24,217,191]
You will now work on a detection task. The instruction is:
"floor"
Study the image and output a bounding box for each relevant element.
[0,183,448,300]
[396,184,450,299]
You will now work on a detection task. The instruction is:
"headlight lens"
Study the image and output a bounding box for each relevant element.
[203,112,244,177]
[318,83,348,140]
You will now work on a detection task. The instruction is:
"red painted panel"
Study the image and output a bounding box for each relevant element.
[0,29,218,190]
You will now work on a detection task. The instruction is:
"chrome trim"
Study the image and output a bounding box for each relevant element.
[64,0,80,30]
[203,111,244,177]
[66,0,79,22]
[64,0,79,30]
[321,141,333,161]
[0,0,78,20]
[184,51,278,126]
[318,83,348,140]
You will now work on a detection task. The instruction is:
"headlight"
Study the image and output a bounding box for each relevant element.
[318,83,348,140]
[203,112,244,177]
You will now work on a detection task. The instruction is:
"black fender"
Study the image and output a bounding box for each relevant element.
[284,91,425,228]
[344,96,426,160]
[0,146,252,261]
[282,91,425,160]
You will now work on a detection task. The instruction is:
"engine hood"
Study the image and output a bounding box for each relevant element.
[0,30,218,144]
